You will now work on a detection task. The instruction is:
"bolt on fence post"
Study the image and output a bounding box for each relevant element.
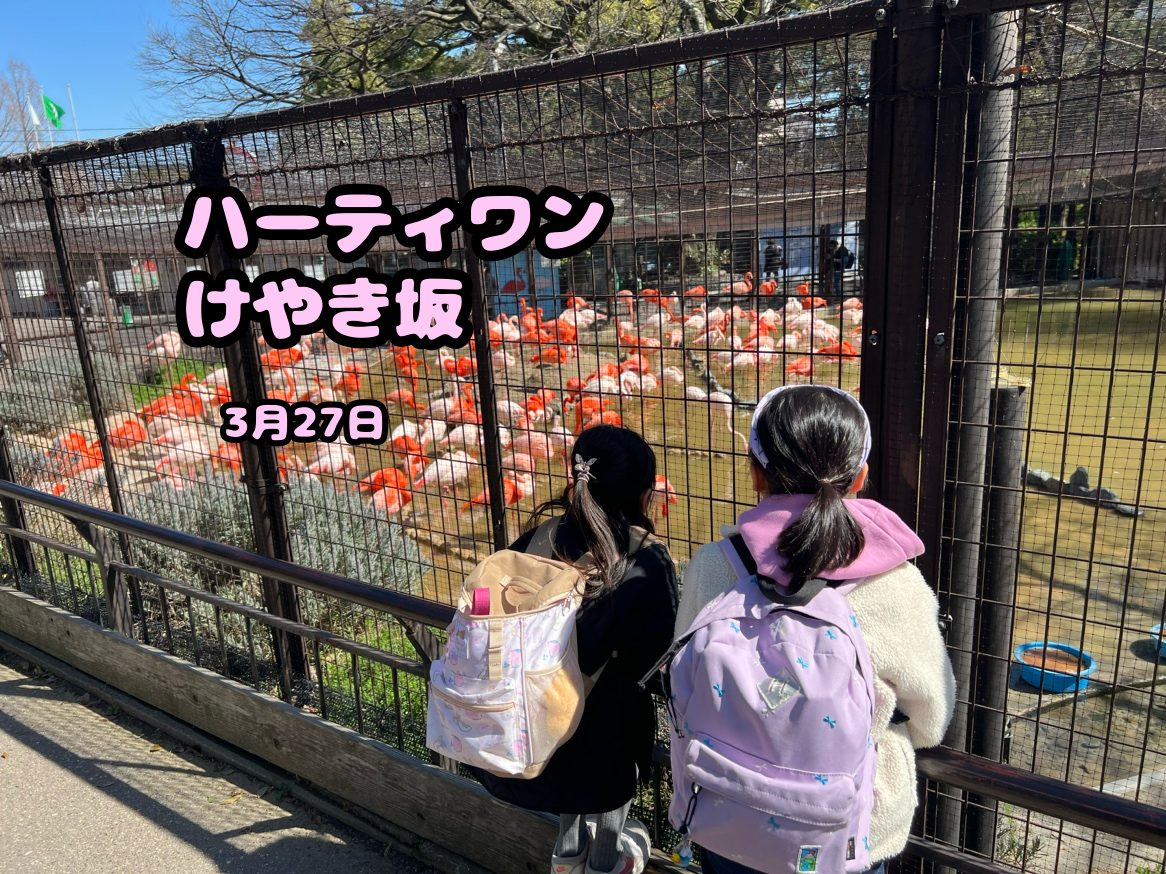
[448,98,510,554]
[187,127,306,694]
[0,425,37,578]
[37,163,137,637]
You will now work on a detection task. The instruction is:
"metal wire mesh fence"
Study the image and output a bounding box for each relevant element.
[0,0,1163,869]
[929,3,1166,872]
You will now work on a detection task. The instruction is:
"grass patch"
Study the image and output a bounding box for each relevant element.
[129,358,219,409]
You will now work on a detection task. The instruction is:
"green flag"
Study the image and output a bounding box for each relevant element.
[42,95,65,130]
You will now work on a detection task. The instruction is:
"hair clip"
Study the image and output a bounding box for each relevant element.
[573,454,598,484]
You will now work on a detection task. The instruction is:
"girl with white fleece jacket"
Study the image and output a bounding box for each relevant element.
[673,384,956,874]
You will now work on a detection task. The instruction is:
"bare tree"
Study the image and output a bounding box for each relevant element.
[142,0,827,116]
[0,59,43,156]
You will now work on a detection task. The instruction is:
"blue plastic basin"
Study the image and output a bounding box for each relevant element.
[1152,624,1166,658]
[1014,642,1097,693]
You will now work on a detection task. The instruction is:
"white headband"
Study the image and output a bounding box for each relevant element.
[749,384,872,482]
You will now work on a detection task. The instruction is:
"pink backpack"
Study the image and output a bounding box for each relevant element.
[661,535,877,873]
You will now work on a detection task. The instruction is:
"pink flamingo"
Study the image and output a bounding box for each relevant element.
[500,267,526,296]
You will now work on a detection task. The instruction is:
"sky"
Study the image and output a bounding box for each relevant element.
[0,0,182,141]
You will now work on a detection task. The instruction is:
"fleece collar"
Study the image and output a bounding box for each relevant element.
[734,494,924,584]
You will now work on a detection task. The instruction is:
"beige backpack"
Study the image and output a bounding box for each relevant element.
[425,519,653,778]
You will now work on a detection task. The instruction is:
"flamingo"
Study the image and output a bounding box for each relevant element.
[210,442,243,477]
[201,367,231,390]
[786,356,815,376]
[510,429,555,461]
[492,349,517,371]
[109,419,149,450]
[419,419,448,450]
[640,288,675,318]
[384,388,424,412]
[443,424,483,453]
[155,429,211,485]
[546,413,576,457]
[145,330,183,361]
[500,267,526,296]
[414,451,475,491]
[460,475,523,515]
[708,391,749,450]
[722,272,753,294]
[501,453,536,473]
[304,444,357,477]
[684,307,708,334]
[496,399,529,424]
[654,475,679,516]
[372,485,413,516]
[357,467,410,495]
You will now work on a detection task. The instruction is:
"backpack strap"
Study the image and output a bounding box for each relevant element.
[727,533,833,607]
[527,518,654,564]
[525,518,561,559]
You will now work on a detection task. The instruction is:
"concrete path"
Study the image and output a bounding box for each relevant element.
[0,654,435,873]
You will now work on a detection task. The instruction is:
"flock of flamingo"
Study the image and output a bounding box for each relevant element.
[37,278,864,548]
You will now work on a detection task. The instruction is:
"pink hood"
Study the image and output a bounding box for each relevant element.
[736,494,924,585]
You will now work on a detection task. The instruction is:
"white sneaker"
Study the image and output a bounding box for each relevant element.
[584,818,650,874]
[550,845,588,874]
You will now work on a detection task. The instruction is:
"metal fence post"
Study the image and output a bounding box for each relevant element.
[188,126,306,692]
[859,0,946,532]
[863,3,972,870]
[962,383,1027,856]
[37,163,137,637]
[0,425,37,578]
[942,9,1022,866]
[448,99,510,553]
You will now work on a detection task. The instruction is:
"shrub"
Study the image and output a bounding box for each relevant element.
[284,475,426,596]
[0,353,87,434]
[122,475,256,595]
[0,348,135,434]
[5,440,51,479]
[123,473,426,598]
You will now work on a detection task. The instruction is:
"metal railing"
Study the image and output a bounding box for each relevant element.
[1,479,1164,873]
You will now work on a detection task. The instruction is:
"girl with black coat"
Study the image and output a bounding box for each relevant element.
[470,425,679,874]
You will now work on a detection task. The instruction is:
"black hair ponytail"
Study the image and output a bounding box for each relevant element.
[754,387,867,591]
[526,424,657,597]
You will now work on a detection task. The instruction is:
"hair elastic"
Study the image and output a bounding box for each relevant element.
[748,384,872,482]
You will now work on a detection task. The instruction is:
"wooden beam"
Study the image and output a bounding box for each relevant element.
[0,586,557,873]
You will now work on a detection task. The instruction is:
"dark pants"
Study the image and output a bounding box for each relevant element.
[834,269,844,299]
[702,850,886,874]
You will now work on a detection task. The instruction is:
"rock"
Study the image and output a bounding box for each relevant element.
[1094,487,1120,504]
[1067,465,1092,497]
[1114,503,1144,518]
[1026,468,1061,492]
